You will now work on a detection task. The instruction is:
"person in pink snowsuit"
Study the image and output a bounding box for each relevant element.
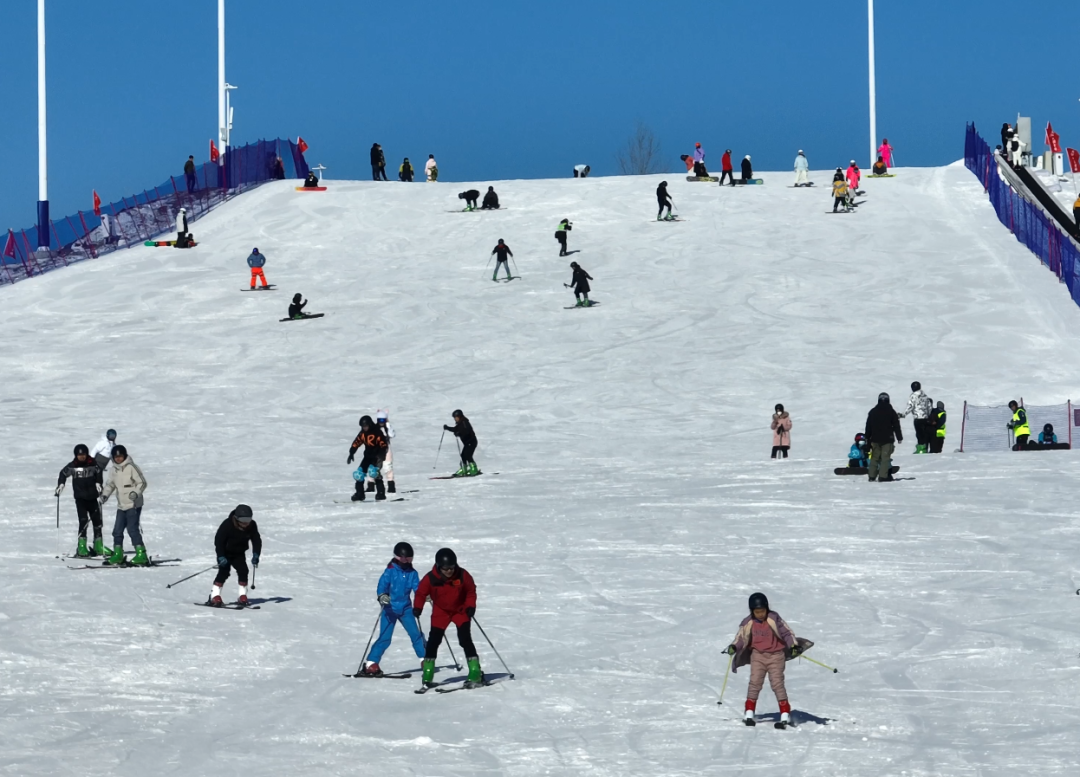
[877,139,894,167]
[770,404,792,459]
[846,162,861,192]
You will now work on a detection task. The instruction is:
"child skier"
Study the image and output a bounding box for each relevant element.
[361,541,426,676]
[848,432,869,468]
[90,428,117,469]
[724,592,812,728]
[443,410,479,476]
[247,247,269,289]
[555,218,572,256]
[846,161,861,193]
[832,170,851,213]
[210,504,261,607]
[366,410,397,494]
[99,445,149,565]
[656,181,673,221]
[348,415,389,500]
[288,293,309,320]
[567,261,593,307]
[56,444,105,557]
[413,547,483,688]
[491,239,514,281]
[425,154,438,182]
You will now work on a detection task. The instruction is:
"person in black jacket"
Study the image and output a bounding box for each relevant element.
[348,415,389,501]
[491,239,513,281]
[656,181,673,221]
[56,444,105,557]
[303,171,321,188]
[481,186,500,210]
[184,156,197,192]
[288,293,308,320]
[864,392,903,481]
[741,155,754,183]
[444,410,479,476]
[458,190,480,211]
[210,504,262,607]
[567,261,593,307]
[370,143,388,181]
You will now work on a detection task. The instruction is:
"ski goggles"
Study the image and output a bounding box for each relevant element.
[395,555,413,564]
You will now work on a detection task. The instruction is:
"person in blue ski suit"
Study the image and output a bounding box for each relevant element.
[361,542,426,676]
[848,433,869,468]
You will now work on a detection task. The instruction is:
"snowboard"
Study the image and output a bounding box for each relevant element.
[734,179,764,185]
[834,466,900,476]
[241,285,277,291]
[333,498,407,503]
[145,240,197,247]
[429,471,498,480]
[295,186,327,192]
[788,183,816,188]
[279,313,325,322]
[564,301,600,309]
[866,174,896,178]
[686,176,719,182]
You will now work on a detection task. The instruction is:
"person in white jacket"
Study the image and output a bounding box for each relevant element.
[90,428,118,470]
[425,155,438,182]
[366,409,397,494]
[898,380,933,453]
[794,151,810,187]
[99,445,150,566]
[175,207,194,248]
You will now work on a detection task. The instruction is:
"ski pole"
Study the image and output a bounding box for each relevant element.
[434,429,446,470]
[250,565,256,591]
[55,495,61,559]
[445,632,462,670]
[716,652,734,704]
[355,609,383,674]
[165,565,217,589]
[799,654,839,673]
[472,617,515,679]
[510,256,520,278]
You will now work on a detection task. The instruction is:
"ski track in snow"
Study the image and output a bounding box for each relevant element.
[2,167,1080,775]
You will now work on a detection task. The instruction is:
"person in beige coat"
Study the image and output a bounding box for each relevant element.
[99,445,149,566]
[770,404,792,459]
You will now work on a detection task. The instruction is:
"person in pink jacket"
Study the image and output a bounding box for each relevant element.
[845,161,861,192]
[770,404,792,459]
[877,139,894,167]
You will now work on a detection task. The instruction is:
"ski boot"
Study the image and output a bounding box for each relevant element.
[75,537,91,558]
[92,537,106,557]
[129,546,150,566]
[105,544,125,565]
[467,461,479,476]
[375,479,387,501]
[464,657,485,688]
[387,481,396,494]
[581,299,592,307]
[421,658,437,688]
[360,661,383,677]
[352,484,366,502]
[453,465,467,477]
[915,444,927,454]
[366,481,376,492]
[776,700,791,729]
[238,594,249,606]
[210,595,225,608]
[743,700,756,726]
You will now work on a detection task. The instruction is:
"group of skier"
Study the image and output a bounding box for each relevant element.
[369,144,439,182]
[681,144,755,185]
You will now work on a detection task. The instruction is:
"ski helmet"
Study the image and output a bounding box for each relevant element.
[359,415,374,427]
[850,160,856,166]
[393,541,414,560]
[293,293,302,303]
[695,142,701,147]
[911,381,921,391]
[1008,400,1019,409]
[660,181,667,187]
[232,504,253,524]
[111,444,128,459]
[377,409,388,422]
[775,403,784,413]
[74,443,89,456]
[748,592,770,612]
[878,392,890,403]
[798,149,804,154]
[252,247,259,254]
[854,432,865,442]
[937,401,944,410]
[451,409,463,419]
[1044,423,1054,433]
[435,547,458,570]
[106,429,117,440]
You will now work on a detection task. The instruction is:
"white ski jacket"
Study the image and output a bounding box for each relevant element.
[90,434,116,467]
[902,391,933,420]
[101,456,147,510]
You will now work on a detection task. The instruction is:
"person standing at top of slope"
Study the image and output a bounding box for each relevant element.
[399,158,415,182]
[656,181,674,221]
[794,151,810,187]
[90,428,118,470]
[555,218,572,256]
[414,547,484,689]
[719,149,735,186]
[898,381,932,453]
[770,404,792,459]
[1006,400,1030,450]
[458,190,480,211]
[567,261,593,307]
[573,164,591,178]
[184,155,198,193]
[877,139,894,168]
[692,142,708,178]
[209,504,261,607]
[246,248,269,289]
[741,155,754,183]
[425,154,438,182]
[481,187,500,210]
[99,445,150,565]
[443,410,479,477]
[723,592,812,729]
[1000,123,1014,154]
[831,170,851,213]
[371,143,388,181]
[57,444,105,558]
[864,393,903,481]
[348,415,389,501]
[360,541,426,676]
[845,161,861,193]
[491,239,514,281]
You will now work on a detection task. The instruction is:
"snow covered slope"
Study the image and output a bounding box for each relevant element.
[2,165,1080,776]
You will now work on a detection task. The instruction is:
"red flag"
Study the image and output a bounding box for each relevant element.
[210,140,220,163]
[1046,122,1062,154]
[93,190,102,217]
[3,230,16,259]
[1067,148,1080,174]
[297,136,309,154]
[1046,122,1053,146]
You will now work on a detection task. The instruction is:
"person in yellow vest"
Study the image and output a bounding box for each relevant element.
[1006,400,1030,450]
[928,401,946,453]
[1073,193,1080,232]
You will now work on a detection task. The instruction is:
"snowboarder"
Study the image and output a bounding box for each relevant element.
[656,181,673,221]
[90,428,118,470]
[303,171,321,188]
[877,139,894,168]
[898,381,933,453]
[368,410,397,493]
[573,164,591,178]
[491,239,513,281]
[692,142,708,178]
[846,161,861,193]
[794,151,809,187]
[740,155,753,183]
[425,154,438,182]
[832,171,851,213]
[247,248,269,289]
[770,404,791,459]
[99,445,149,565]
[928,401,946,453]
[288,293,310,320]
[848,433,869,468]
[723,592,811,728]
[413,547,484,689]
[1006,400,1030,450]
[184,155,197,193]
[56,444,105,557]
[175,207,194,248]
[555,218,572,256]
[399,158,415,182]
[1038,423,1057,446]
[443,410,479,476]
[567,261,592,307]
[458,190,480,211]
[348,415,389,500]
[871,156,888,176]
[371,143,388,181]
[209,504,261,607]
[361,541,426,676]
[864,393,903,481]
[481,187,500,210]
[719,150,735,187]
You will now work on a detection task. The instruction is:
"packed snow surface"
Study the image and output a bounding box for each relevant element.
[2,165,1080,776]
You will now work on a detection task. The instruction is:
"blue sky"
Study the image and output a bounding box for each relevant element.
[1,0,1078,229]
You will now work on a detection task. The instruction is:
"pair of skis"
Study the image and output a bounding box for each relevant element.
[67,557,181,570]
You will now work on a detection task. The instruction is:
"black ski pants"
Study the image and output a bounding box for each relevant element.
[913,418,931,447]
[657,200,671,219]
[770,446,789,459]
[354,454,386,498]
[557,233,567,255]
[459,441,477,466]
[833,197,847,212]
[719,171,735,186]
[214,554,250,586]
[928,437,945,453]
[425,621,478,660]
[1012,434,1029,450]
[75,497,103,538]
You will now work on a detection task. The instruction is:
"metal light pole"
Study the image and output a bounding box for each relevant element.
[224,83,238,149]
[868,0,878,168]
[218,0,227,162]
[312,164,327,181]
[37,0,50,248]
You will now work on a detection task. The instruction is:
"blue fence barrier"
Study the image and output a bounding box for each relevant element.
[1,138,308,286]
[964,123,1080,305]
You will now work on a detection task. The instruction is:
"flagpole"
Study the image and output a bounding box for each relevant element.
[37,0,50,249]
[868,0,877,169]
[218,0,226,162]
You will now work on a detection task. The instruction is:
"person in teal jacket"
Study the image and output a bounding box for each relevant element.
[361,542,426,676]
[848,433,869,468]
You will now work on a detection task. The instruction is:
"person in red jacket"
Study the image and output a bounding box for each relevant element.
[413,547,484,688]
[719,149,735,187]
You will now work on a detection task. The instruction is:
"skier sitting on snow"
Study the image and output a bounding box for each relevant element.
[359,541,426,676]
[414,547,484,689]
[692,142,708,177]
[481,187,500,209]
[1038,423,1057,446]
[348,415,389,501]
[848,433,869,468]
[443,410,479,476]
[656,181,673,220]
[567,261,593,307]
[872,156,888,176]
[458,190,480,211]
[209,504,261,607]
[491,239,513,281]
[288,293,308,319]
[303,172,320,188]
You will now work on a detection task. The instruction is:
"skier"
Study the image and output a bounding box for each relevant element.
[573,164,591,178]
[361,541,426,676]
[846,161,861,194]
[99,445,149,565]
[898,381,932,453]
[175,207,194,248]
[491,239,513,281]
[1006,400,1030,450]
[692,142,708,178]
[567,261,593,307]
[872,156,888,176]
[719,150,735,187]
[458,190,480,211]
[413,547,484,689]
[348,415,389,500]
[555,218,572,256]
[864,392,903,481]
[210,504,261,607]
[399,158,415,182]
[723,592,811,729]
[56,443,105,557]
[740,155,754,183]
[656,181,673,221]
[90,428,118,469]
[831,171,851,213]
[794,151,809,187]
[425,154,438,182]
[1038,423,1057,446]
[770,404,791,459]
[371,143,388,181]
[877,139,894,168]
[368,410,397,494]
[481,187,500,210]
[247,248,269,289]
[302,171,321,188]
[928,401,946,453]
[848,432,869,468]
[288,293,309,320]
[443,410,479,476]
[184,155,197,192]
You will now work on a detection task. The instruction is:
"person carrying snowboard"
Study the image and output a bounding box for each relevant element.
[414,547,484,689]
[443,410,479,476]
[361,541,426,676]
[723,592,811,728]
[719,149,735,186]
[399,158,414,182]
[247,247,269,289]
[832,170,851,213]
[491,239,514,281]
[898,381,932,453]
[567,261,593,307]
[848,432,869,468]
[481,186,500,210]
[770,404,791,459]
[794,151,809,187]
[1006,400,1030,450]
[458,190,480,211]
[692,142,708,178]
[56,443,105,557]
[99,445,149,565]
[864,392,903,481]
[209,504,261,607]
[374,410,397,493]
[348,415,389,500]
[656,181,674,221]
[90,428,118,470]
[555,218,572,256]
[425,154,438,182]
